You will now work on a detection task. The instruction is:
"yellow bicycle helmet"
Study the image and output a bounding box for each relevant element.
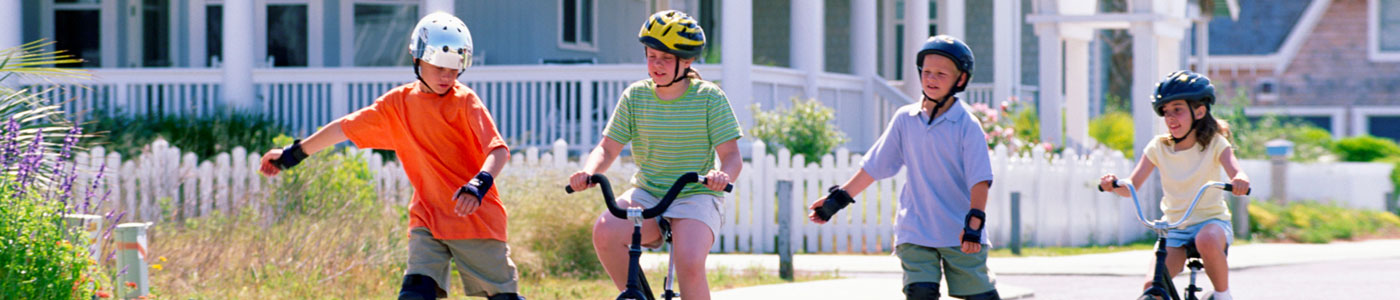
[638,10,706,59]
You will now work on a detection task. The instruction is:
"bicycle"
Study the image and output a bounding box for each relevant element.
[566,172,733,300]
[1099,180,1249,300]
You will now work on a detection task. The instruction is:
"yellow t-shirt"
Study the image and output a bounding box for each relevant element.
[1143,133,1233,227]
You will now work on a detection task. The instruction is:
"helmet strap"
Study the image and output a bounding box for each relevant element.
[656,61,686,88]
[413,60,454,97]
[1171,108,1200,144]
[921,92,957,126]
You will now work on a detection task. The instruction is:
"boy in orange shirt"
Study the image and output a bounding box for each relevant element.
[257,12,523,300]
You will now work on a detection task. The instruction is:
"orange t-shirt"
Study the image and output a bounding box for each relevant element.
[341,82,510,241]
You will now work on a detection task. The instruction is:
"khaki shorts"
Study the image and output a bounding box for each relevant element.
[619,188,724,248]
[404,227,519,298]
[895,243,997,297]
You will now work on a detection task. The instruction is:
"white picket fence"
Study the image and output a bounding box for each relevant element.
[74,138,1395,254]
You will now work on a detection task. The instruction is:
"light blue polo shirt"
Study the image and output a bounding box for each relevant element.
[861,100,995,249]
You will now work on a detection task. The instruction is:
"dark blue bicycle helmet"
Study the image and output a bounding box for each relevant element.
[1152,70,1215,116]
[915,35,974,95]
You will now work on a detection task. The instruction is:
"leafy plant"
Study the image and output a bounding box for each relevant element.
[1,40,120,300]
[1330,135,1400,163]
[749,98,848,165]
[1089,111,1134,157]
[1216,89,1334,162]
[263,135,378,222]
[81,111,289,162]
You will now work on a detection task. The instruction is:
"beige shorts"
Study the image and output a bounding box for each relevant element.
[619,188,724,248]
[404,227,519,298]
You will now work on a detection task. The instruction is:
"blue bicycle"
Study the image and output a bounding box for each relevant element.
[1100,180,1249,300]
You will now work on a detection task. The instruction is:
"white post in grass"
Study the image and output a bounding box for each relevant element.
[63,214,104,261]
[116,222,154,299]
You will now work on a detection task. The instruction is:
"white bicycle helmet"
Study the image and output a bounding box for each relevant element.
[408,12,473,70]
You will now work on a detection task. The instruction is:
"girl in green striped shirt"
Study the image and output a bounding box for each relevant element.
[567,10,742,300]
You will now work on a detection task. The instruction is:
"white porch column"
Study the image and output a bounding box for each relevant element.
[422,0,454,16]
[992,0,1015,112]
[723,0,755,144]
[853,0,879,145]
[1035,23,1063,146]
[0,0,20,51]
[941,0,966,38]
[1195,19,1209,72]
[901,0,930,99]
[1064,36,1091,148]
[791,0,823,100]
[222,0,255,111]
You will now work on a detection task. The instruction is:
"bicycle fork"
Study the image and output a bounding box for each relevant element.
[1184,258,1205,300]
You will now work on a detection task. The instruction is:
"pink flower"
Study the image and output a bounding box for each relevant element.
[1000,101,1010,112]
[1042,143,1054,152]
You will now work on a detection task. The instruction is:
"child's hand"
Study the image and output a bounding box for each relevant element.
[1098,174,1119,192]
[807,197,829,224]
[1229,175,1251,196]
[258,149,284,177]
[453,190,481,216]
[568,171,595,192]
[703,170,731,192]
[960,240,981,254]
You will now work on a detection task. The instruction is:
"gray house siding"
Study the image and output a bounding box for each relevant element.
[966,0,992,84]
[825,0,852,74]
[458,0,650,65]
[753,0,791,67]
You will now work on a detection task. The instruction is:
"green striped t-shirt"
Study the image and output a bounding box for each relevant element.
[604,79,743,199]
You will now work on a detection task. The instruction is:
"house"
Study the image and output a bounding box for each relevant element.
[1202,0,1400,141]
[6,0,1204,155]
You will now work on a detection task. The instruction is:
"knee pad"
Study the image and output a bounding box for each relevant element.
[487,293,525,300]
[904,282,941,300]
[959,289,1001,300]
[398,274,440,300]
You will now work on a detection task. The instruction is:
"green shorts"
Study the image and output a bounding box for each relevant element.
[404,227,519,298]
[895,243,997,297]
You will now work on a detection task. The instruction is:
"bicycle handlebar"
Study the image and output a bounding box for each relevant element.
[1098,180,1250,229]
[565,172,733,219]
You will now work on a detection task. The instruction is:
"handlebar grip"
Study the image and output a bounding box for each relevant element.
[1222,183,1252,195]
[1097,180,1121,192]
[565,186,576,194]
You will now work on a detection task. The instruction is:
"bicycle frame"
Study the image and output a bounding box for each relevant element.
[1102,180,1248,300]
[566,172,732,300]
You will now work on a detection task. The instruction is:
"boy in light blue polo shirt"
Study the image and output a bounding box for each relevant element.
[809,35,1000,300]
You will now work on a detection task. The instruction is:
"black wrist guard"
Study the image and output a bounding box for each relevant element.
[455,171,494,202]
[963,208,986,243]
[273,139,309,170]
[815,185,855,222]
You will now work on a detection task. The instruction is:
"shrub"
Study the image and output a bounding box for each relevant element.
[749,98,848,165]
[82,111,289,162]
[1217,89,1334,162]
[1248,200,1400,243]
[1089,111,1134,157]
[1331,135,1400,163]
[263,135,378,222]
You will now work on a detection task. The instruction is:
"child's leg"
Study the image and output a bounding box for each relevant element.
[402,227,452,299]
[935,246,1000,300]
[441,239,521,299]
[590,189,663,291]
[895,243,946,299]
[1195,223,1231,292]
[669,218,714,300]
[1142,246,1189,291]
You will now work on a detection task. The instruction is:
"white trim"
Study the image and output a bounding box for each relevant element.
[1242,106,1347,138]
[1352,106,1400,137]
[1276,0,1331,71]
[1369,0,1400,61]
[340,0,420,67]
[189,0,207,67]
[557,0,599,52]
[42,0,116,68]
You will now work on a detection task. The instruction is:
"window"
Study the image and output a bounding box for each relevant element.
[1369,116,1400,141]
[207,5,223,66]
[1371,0,1400,61]
[267,4,309,67]
[140,0,172,67]
[353,3,417,66]
[53,1,101,68]
[560,0,596,51]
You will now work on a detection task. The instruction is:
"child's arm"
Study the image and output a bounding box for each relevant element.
[568,137,625,192]
[1218,146,1251,196]
[807,169,876,224]
[961,180,992,253]
[453,146,509,216]
[1099,152,1157,198]
[258,118,350,177]
[703,139,743,192]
